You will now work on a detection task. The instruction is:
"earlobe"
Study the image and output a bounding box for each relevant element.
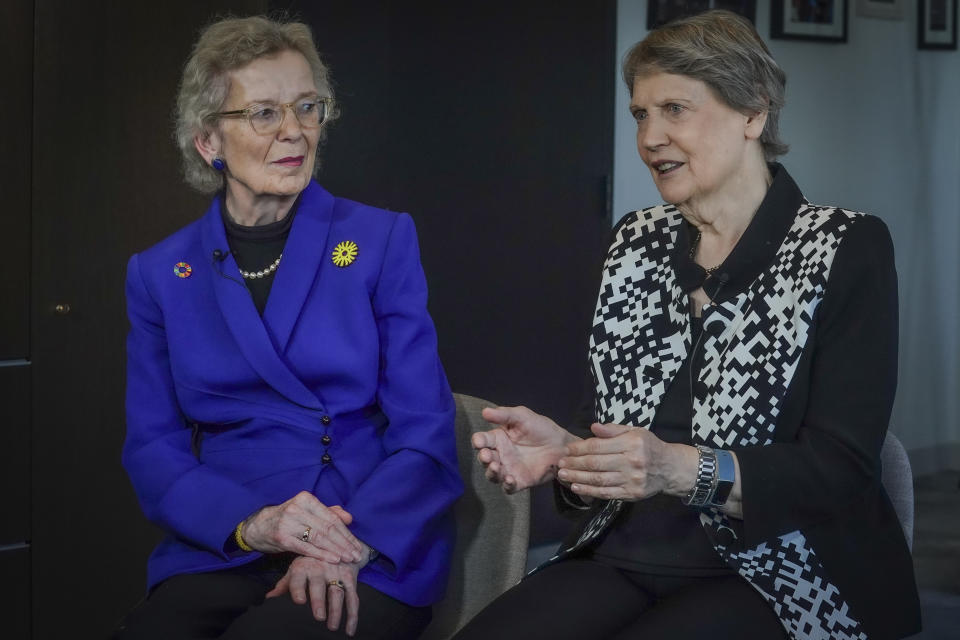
[193,129,221,166]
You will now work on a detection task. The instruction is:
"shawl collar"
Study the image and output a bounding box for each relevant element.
[669,163,803,302]
[199,182,334,411]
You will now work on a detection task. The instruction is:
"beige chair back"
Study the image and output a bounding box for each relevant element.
[881,431,914,551]
[420,394,530,640]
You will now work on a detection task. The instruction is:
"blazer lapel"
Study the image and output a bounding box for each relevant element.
[263,181,334,354]
[200,198,323,411]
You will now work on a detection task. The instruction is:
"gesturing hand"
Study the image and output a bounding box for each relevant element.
[266,548,370,637]
[558,423,694,501]
[472,406,579,493]
[241,491,364,563]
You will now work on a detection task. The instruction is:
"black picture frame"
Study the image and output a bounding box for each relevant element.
[646,1,757,30]
[919,0,958,50]
[770,0,849,43]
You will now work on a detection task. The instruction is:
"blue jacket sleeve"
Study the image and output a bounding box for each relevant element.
[122,253,266,558]
[342,213,464,576]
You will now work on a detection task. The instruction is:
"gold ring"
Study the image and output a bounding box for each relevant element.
[299,527,311,542]
[328,579,345,590]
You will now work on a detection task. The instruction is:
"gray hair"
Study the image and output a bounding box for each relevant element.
[174,15,338,193]
[622,10,788,160]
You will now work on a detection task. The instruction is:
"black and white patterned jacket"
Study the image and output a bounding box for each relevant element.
[561,166,919,640]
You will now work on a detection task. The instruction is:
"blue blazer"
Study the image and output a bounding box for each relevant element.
[123,180,463,606]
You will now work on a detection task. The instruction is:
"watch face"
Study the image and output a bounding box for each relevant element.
[711,449,736,506]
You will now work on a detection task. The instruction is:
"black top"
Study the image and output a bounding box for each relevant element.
[221,197,299,314]
[587,314,735,575]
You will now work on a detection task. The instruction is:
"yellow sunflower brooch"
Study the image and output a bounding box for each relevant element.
[332,240,359,267]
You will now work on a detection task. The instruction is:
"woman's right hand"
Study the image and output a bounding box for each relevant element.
[472,406,579,493]
[241,491,364,563]
[265,551,369,636]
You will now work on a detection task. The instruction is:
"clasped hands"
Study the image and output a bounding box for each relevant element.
[241,491,370,636]
[473,406,692,500]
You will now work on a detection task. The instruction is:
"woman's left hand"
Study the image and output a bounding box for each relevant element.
[557,423,697,501]
[265,545,371,637]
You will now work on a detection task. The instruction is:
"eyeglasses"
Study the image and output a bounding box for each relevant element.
[213,96,334,135]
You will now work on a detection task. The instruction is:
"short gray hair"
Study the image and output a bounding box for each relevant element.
[175,15,338,193]
[622,10,788,160]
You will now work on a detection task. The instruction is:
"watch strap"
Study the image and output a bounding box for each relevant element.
[682,444,717,507]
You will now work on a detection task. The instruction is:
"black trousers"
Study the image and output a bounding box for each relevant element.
[113,560,431,640]
[452,558,788,639]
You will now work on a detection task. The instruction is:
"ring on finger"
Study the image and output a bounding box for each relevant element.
[328,579,345,590]
[299,526,311,542]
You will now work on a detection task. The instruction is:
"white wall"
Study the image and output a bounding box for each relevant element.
[614,1,960,472]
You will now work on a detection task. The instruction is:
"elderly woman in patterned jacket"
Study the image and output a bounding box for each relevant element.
[458,10,919,640]
[115,15,461,640]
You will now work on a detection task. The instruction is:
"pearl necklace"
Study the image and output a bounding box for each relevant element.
[239,254,282,280]
[689,231,721,275]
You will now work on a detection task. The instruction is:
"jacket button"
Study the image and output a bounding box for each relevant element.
[322,453,332,464]
[321,415,331,425]
[321,435,332,445]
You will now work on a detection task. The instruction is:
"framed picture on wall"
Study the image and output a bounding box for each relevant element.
[770,0,849,42]
[918,0,958,49]
[647,0,757,29]
[856,0,904,20]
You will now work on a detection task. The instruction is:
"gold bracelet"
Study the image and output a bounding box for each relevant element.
[234,521,253,552]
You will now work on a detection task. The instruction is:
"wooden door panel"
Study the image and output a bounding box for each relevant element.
[0,365,30,545]
[0,0,33,359]
[0,547,30,640]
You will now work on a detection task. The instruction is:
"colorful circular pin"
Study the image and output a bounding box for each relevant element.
[332,241,359,268]
[174,262,193,278]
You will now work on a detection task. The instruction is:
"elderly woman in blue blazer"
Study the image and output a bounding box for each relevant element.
[116,16,462,640]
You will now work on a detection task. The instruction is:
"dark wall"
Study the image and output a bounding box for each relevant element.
[284,0,616,542]
[286,0,615,425]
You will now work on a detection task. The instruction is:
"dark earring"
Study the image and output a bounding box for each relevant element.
[212,157,226,171]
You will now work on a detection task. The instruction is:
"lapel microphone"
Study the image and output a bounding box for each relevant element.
[211,249,247,288]
[705,271,730,302]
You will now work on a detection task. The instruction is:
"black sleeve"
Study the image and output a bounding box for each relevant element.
[732,214,898,547]
[569,367,598,438]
